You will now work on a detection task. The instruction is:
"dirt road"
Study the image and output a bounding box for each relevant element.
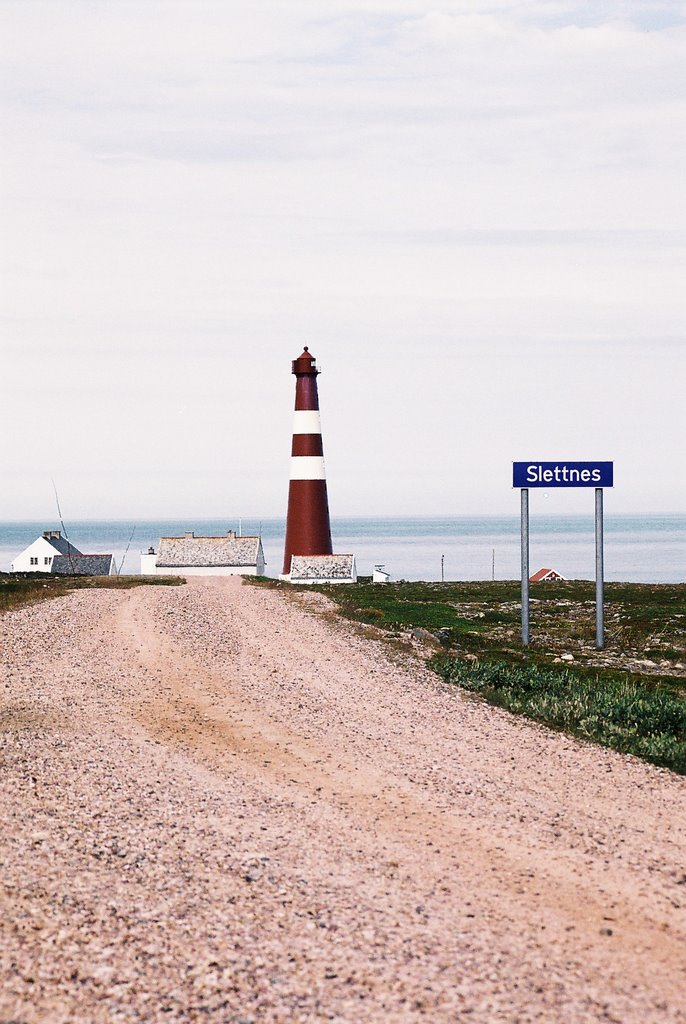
[1,577,685,1022]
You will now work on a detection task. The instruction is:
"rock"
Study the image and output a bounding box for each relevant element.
[410,628,441,648]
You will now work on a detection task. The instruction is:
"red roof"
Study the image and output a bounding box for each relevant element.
[530,567,565,582]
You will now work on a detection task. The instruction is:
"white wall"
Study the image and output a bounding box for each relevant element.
[140,553,157,575]
[11,536,59,572]
[285,577,356,585]
[142,563,261,577]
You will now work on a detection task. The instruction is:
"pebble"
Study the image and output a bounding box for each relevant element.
[1,579,685,1024]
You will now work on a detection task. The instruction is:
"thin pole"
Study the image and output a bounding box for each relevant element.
[595,487,604,649]
[51,477,75,574]
[441,554,445,583]
[521,488,530,646]
[118,524,136,577]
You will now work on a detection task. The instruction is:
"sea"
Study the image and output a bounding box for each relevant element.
[1,515,684,584]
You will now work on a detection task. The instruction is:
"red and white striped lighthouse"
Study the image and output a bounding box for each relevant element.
[282,347,334,576]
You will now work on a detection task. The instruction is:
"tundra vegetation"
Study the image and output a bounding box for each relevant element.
[0,573,184,614]
[271,579,686,775]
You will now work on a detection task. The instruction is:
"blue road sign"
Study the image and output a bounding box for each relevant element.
[513,461,613,488]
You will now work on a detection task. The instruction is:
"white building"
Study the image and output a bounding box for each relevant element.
[141,530,266,576]
[372,565,391,583]
[11,530,115,576]
[285,553,357,585]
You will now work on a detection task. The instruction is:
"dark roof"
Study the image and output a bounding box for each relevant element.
[51,554,114,576]
[43,533,82,556]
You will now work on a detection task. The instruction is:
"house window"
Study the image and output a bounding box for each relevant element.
[30,557,38,565]
[44,557,51,565]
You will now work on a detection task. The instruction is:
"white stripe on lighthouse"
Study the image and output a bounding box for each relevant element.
[292,410,322,434]
[290,456,326,480]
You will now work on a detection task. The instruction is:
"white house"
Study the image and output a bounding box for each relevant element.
[141,530,266,576]
[11,530,115,576]
[285,553,357,585]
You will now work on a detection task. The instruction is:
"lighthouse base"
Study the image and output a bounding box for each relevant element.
[281,553,357,585]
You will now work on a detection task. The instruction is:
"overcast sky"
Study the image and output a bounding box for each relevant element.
[2,0,685,520]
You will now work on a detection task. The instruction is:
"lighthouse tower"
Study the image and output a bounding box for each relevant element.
[282,347,334,576]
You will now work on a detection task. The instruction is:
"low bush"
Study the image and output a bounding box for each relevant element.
[434,656,686,774]
[0,573,185,614]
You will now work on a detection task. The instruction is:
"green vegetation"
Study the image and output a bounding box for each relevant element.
[305,579,684,663]
[434,657,686,774]
[303,580,519,638]
[296,578,686,773]
[0,573,185,615]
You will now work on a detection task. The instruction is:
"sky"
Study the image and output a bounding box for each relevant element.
[2,0,685,520]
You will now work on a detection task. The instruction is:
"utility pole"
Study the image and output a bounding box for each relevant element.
[441,554,445,583]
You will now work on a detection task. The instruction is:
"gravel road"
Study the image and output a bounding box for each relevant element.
[1,577,685,1023]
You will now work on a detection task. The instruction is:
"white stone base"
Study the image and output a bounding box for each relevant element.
[280,574,356,585]
[141,560,260,577]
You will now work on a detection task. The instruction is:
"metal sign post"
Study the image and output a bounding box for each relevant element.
[513,461,613,651]
[595,487,604,649]
[521,488,530,646]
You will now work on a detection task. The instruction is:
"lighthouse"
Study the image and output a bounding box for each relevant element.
[281,348,356,584]
[282,347,333,575]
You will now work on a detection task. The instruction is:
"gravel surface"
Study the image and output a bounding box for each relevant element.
[1,576,685,1023]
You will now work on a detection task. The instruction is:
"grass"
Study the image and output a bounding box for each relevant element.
[293,578,686,774]
[300,580,520,640]
[303,578,685,663]
[433,657,686,774]
[0,573,185,615]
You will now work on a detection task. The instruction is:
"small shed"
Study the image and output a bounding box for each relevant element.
[372,565,391,583]
[286,554,357,585]
[141,531,265,576]
[530,567,566,582]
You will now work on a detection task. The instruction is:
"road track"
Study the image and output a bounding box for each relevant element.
[1,576,685,1022]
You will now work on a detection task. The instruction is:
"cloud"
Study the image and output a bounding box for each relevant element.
[1,1,684,516]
